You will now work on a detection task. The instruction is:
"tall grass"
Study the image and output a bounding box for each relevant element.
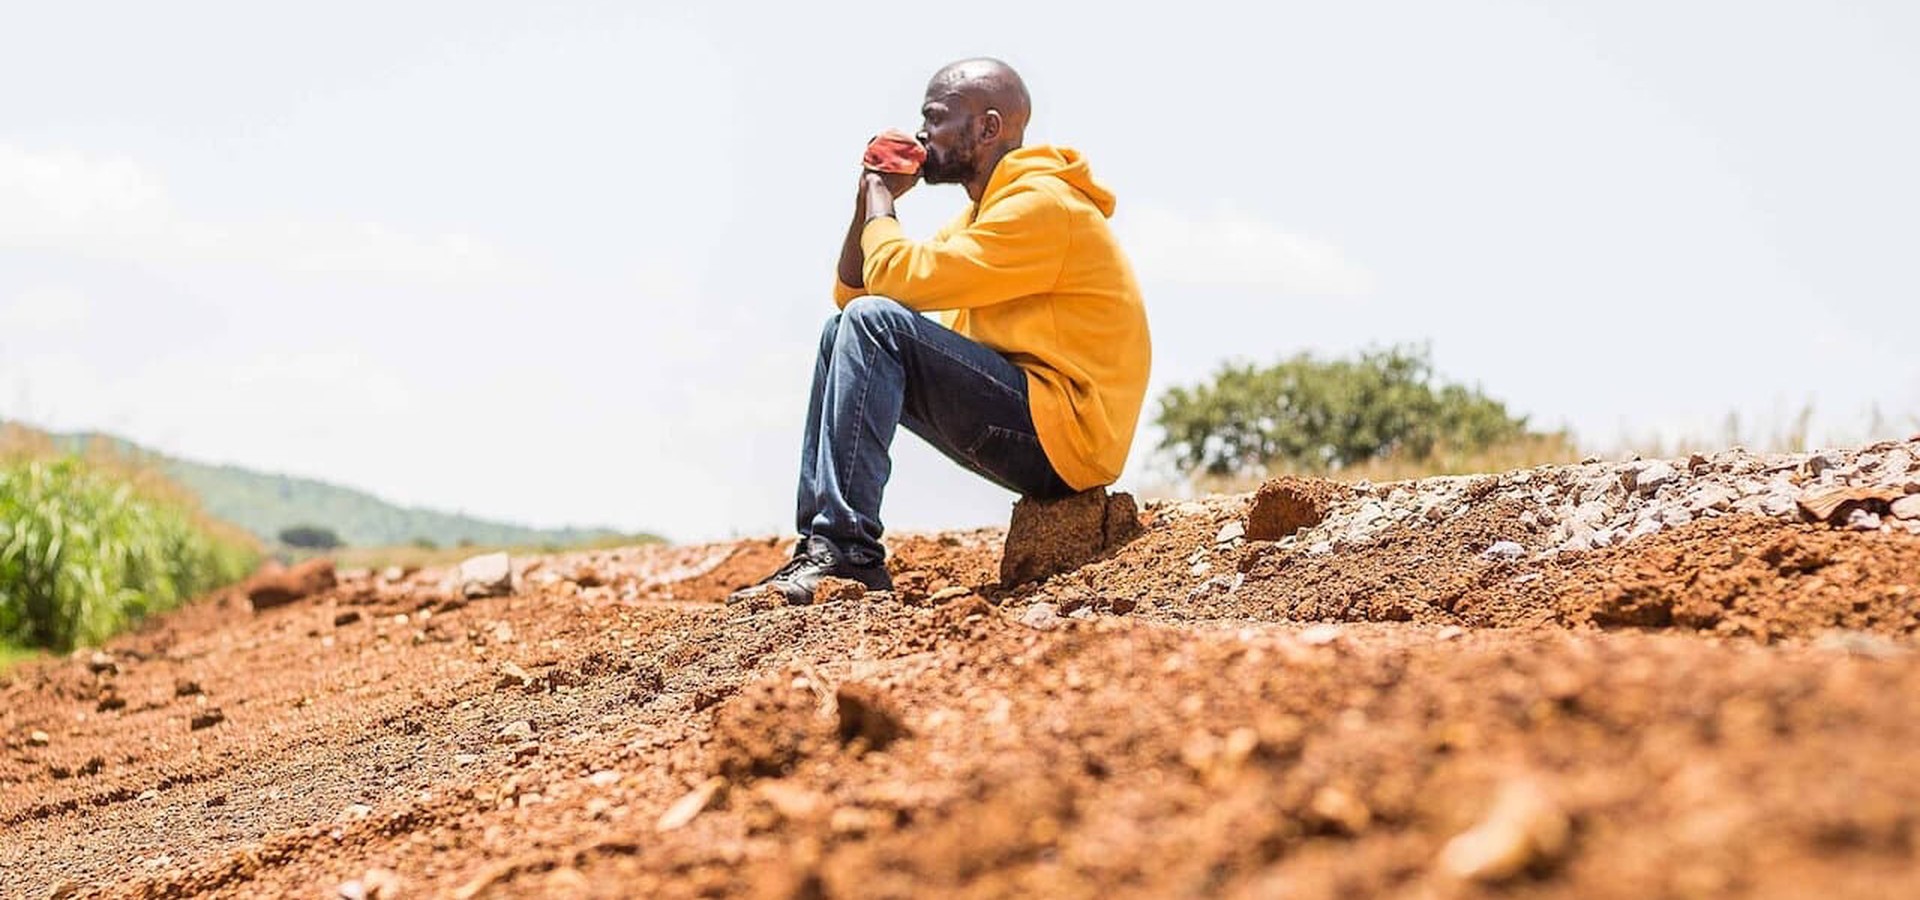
[0,450,257,653]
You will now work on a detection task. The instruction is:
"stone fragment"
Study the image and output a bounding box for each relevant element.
[1214,520,1246,544]
[1247,476,1355,540]
[1630,461,1679,497]
[1000,489,1143,586]
[333,610,362,627]
[1481,541,1526,562]
[458,553,514,599]
[247,558,338,610]
[497,662,533,690]
[1439,779,1570,882]
[1891,495,1920,521]
[812,576,867,604]
[1018,603,1062,631]
[86,651,118,675]
[1799,485,1905,524]
[190,708,225,730]
[1686,484,1739,513]
[656,776,726,831]
[496,720,534,743]
[173,679,203,697]
[928,586,971,603]
[28,730,50,746]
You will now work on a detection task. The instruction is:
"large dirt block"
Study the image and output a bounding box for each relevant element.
[246,558,337,611]
[1246,476,1354,540]
[1000,489,1143,587]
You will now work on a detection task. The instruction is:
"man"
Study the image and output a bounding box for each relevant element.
[732,57,1151,604]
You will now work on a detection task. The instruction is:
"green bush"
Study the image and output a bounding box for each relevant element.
[278,524,343,550]
[0,458,256,652]
[1155,344,1535,477]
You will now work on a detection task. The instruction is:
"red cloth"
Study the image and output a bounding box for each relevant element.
[863,129,926,175]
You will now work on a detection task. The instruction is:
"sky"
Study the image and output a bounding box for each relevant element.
[3,1,1917,542]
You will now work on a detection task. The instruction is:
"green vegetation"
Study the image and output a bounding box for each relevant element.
[31,428,657,549]
[278,524,343,550]
[1155,344,1564,479]
[0,457,257,653]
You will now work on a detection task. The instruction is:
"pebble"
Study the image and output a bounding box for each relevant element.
[496,720,534,743]
[28,730,50,746]
[1018,603,1063,631]
[1439,778,1570,882]
[457,552,514,599]
[1892,495,1920,521]
[1214,520,1245,544]
[1298,624,1342,646]
[1847,509,1884,531]
[656,776,726,831]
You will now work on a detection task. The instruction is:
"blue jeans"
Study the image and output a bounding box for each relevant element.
[796,295,1075,565]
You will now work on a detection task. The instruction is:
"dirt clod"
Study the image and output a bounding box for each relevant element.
[834,683,906,752]
[1247,475,1353,540]
[246,558,337,610]
[812,576,867,604]
[1001,489,1143,586]
[189,708,224,730]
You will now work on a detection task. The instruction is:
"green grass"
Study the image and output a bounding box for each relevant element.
[0,641,43,674]
[0,457,257,653]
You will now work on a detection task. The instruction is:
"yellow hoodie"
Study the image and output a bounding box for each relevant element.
[833,145,1151,491]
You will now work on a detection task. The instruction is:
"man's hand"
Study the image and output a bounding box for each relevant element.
[862,171,911,222]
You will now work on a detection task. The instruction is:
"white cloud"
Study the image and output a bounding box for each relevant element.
[1116,203,1373,295]
[0,143,519,285]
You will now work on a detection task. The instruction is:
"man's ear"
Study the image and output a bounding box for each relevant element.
[980,109,1002,142]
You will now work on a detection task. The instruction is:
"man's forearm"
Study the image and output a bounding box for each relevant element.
[837,184,868,289]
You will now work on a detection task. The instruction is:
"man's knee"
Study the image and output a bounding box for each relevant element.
[840,295,913,340]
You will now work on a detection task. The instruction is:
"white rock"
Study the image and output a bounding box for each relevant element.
[1846,509,1883,531]
[1215,521,1246,544]
[1019,603,1063,631]
[1633,461,1679,496]
[1891,495,1920,521]
[1439,779,1570,882]
[458,553,514,599]
[1481,541,1526,562]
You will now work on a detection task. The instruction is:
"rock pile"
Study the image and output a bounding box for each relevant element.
[1260,438,1920,559]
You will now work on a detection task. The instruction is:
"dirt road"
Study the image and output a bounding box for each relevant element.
[5,443,1920,898]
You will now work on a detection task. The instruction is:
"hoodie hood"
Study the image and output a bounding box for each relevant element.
[982,145,1116,218]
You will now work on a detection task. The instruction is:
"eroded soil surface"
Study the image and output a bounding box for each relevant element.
[6,443,1920,899]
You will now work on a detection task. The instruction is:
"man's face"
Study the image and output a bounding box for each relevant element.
[917,95,976,185]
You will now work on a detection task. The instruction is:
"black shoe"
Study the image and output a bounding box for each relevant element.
[729,535,892,605]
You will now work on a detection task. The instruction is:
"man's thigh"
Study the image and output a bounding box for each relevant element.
[886,308,1070,498]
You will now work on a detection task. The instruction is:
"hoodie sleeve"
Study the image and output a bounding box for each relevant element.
[832,211,974,309]
[859,187,1068,312]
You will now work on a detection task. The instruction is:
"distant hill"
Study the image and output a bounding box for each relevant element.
[32,428,653,549]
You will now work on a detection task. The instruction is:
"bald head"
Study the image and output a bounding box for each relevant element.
[926,58,1031,140]
[916,58,1032,192]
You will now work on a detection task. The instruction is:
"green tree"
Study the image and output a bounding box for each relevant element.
[1155,345,1532,477]
[278,524,343,550]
